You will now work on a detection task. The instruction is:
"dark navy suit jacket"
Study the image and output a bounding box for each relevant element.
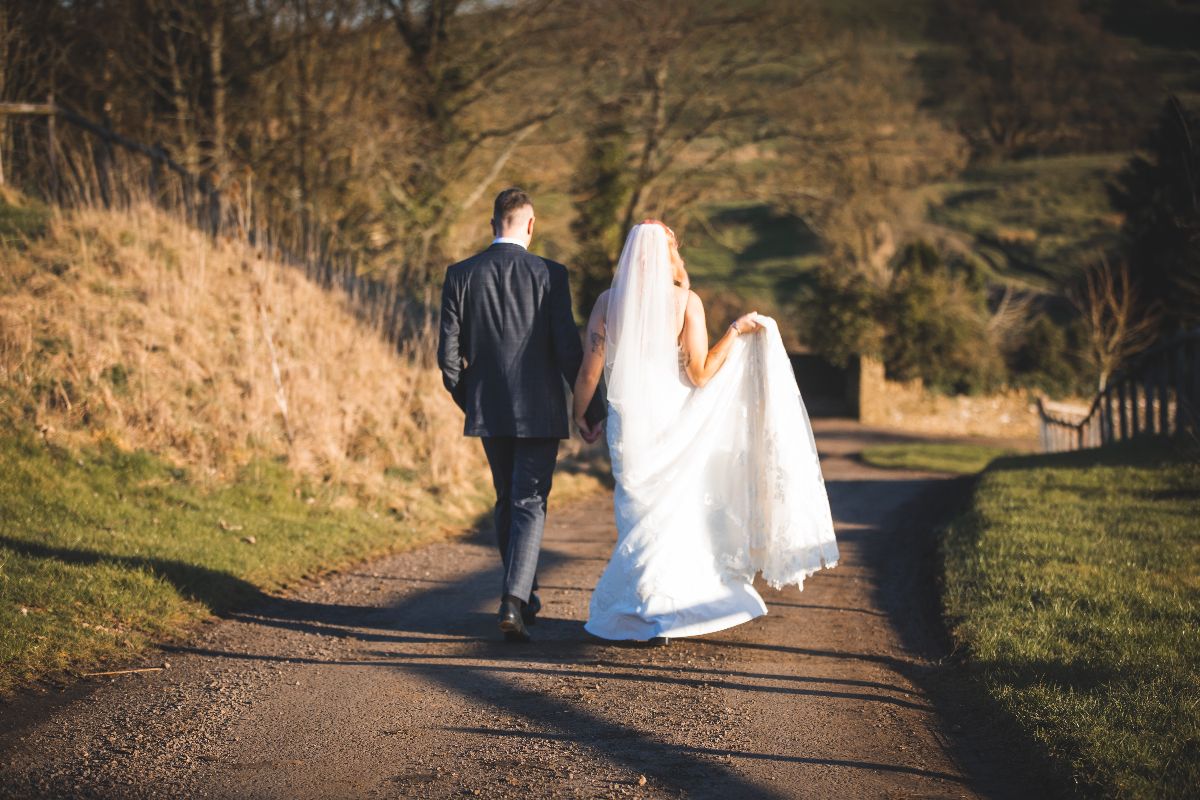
[438,242,587,439]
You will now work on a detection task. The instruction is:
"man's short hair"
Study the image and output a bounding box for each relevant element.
[493,188,533,227]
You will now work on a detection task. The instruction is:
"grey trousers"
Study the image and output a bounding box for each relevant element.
[480,437,559,603]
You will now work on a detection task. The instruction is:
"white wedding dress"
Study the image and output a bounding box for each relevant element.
[585,224,839,641]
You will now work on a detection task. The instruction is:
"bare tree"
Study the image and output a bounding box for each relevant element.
[567,0,841,247]
[1070,257,1160,390]
[375,0,567,282]
[781,33,967,287]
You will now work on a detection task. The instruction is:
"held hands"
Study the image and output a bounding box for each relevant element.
[575,415,604,444]
[730,312,763,336]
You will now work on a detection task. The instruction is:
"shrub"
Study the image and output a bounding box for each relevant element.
[1007,313,1088,397]
[801,266,884,368]
[882,242,1004,394]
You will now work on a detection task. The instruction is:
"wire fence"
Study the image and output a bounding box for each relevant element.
[0,96,436,362]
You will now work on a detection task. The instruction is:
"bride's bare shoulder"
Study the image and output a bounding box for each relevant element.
[589,290,611,325]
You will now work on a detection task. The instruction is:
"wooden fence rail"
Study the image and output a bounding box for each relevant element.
[1037,327,1200,452]
[0,96,434,359]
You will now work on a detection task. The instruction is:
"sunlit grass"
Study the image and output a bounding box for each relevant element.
[928,153,1128,288]
[941,440,1200,798]
[0,428,494,694]
[861,442,1020,474]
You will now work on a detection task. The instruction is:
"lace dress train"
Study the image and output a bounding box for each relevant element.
[585,224,837,641]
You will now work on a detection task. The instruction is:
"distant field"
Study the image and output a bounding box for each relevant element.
[683,202,822,297]
[680,150,1128,323]
[941,440,1200,798]
[928,154,1129,290]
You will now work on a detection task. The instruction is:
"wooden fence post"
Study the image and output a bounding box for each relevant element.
[1103,389,1114,444]
[149,143,165,205]
[46,93,58,201]
[1188,341,1195,435]
[95,116,112,208]
[1160,351,1173,435]
[1130,379,1141,438]
[1144,374,1156,435]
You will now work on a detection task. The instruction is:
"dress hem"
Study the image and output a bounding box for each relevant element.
[584,605,768,642]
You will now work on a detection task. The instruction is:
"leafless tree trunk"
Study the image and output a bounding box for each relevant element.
[207,7,228,188]
[1070,257,1161,390]
[377,0,565,282]
[161,16,200,170]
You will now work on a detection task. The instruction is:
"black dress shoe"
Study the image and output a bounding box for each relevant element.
[522,593,541,626]
[498,595,531,642]
[647,636,670,647]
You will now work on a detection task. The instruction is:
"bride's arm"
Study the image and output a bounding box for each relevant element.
[572,291,608,441]
[681,292,760,388]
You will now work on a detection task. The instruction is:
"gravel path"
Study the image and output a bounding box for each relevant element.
[1,420,1036,799]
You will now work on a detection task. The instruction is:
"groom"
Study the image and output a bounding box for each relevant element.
[438,188,602,642]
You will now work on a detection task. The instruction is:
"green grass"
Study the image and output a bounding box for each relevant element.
[861,442,1021,474]
[681,201,822,306]
[941,439,1200,798]
[928,153,1128,289]
[0,428,492,694]
[0,195,50,247]
[685,202,823,290]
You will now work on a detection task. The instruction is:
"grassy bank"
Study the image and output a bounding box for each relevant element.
[0,193,485,500]
[941,440,1200,798]
[0,429,497,694]
[861,442,1021,474]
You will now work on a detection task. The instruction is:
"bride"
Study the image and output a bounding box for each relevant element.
[572,220,839,642]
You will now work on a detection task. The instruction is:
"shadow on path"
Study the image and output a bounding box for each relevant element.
[152,473,991,796]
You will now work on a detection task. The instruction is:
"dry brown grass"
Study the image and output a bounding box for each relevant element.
[0,194,490,508]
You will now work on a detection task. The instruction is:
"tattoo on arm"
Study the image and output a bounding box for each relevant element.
[589,330,606,354]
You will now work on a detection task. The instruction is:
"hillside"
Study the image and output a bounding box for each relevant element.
[670,1,1199,323]
[0,194,522,692]
[0,192,484,501]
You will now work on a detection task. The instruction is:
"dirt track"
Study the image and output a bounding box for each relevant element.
[1,421,1037,799]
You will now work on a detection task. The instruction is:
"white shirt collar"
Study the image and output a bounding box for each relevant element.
[491,236,527,249]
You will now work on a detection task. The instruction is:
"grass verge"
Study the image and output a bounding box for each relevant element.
[861,442,1021,474]
[0,426,607,696]
[0,427,499,695]
[940,439,1200,798]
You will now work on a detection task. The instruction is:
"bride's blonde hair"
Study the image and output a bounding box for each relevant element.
[640,218,679,248]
